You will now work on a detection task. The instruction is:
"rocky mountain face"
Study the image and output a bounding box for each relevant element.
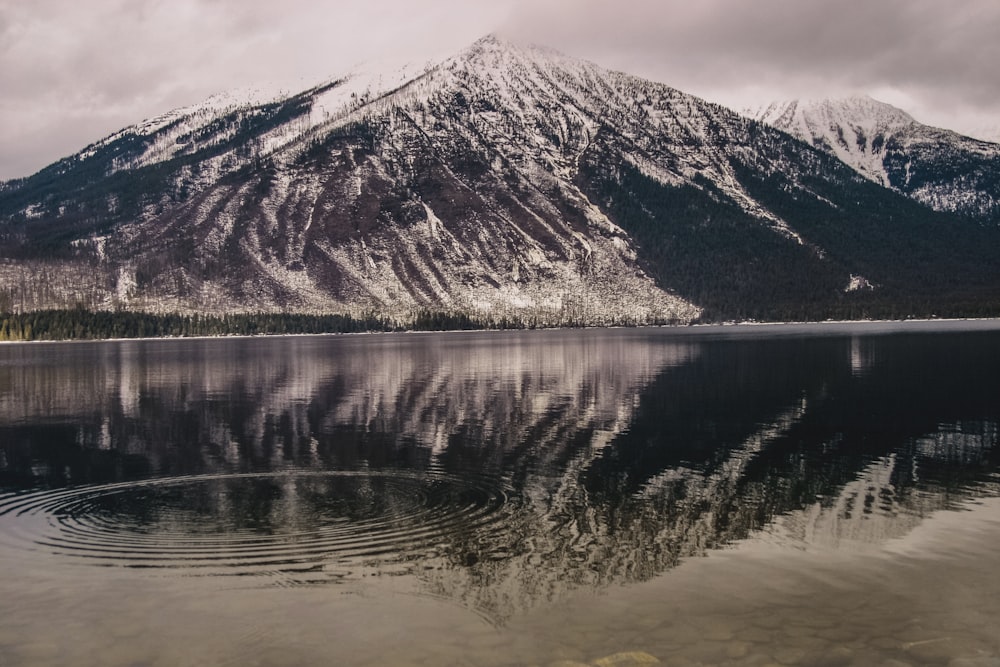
[2,36,1000,323]
[746,95,1000,223]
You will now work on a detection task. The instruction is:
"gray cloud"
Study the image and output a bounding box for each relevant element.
[2,0,998,180]
[503,0,1000,131]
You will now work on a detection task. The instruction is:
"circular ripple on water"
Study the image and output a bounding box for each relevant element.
[0,470,511,577]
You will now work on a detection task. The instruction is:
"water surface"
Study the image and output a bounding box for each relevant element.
[1,322,999,666]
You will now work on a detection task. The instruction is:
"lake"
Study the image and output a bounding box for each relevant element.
[1,322,999,667]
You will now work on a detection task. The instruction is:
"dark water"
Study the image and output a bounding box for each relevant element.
[1,322,999,666]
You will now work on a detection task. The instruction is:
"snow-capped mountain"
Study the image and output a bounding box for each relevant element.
[746,95,1000,222]
[2,36,1000,323]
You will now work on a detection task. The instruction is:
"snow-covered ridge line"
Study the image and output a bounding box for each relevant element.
[744,95,917,187]
[73,54,450,176]
[745,94,1000,221]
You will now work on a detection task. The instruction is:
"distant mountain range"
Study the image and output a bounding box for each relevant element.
[745,95,1000,222]
[2,35,999,326]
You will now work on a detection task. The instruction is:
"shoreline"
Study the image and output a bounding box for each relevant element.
[3,316,1000,345]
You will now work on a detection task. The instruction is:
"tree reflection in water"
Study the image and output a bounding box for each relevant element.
[1,325,998,622]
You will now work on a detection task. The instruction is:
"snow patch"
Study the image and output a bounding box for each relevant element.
[845,274,875,292]
[115,267,137,301]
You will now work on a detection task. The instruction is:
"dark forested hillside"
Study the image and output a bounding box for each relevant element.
[580,120,1000,321]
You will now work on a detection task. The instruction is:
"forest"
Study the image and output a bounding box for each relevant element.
[2,304,996,342]
[578,143,1000,323]
[0,309,485,342]
[0,307,666,342]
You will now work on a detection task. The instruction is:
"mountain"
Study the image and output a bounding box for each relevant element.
[746,95,1000,223]
[3,36,1000,325]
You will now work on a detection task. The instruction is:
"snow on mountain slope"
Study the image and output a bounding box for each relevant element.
[4,35,1000,322]
[70,86,306,187]
[746,95,1000,222]
[747,95,914,187]
[24,35,802,244]
[102,37,704,323]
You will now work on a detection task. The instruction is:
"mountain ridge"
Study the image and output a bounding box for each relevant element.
[2,35,1000,326]
[745,94,1000,222]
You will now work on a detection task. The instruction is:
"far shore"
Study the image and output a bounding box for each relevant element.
[2,316,1000,345]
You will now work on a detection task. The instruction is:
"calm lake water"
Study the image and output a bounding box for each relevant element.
[1,322,999,667]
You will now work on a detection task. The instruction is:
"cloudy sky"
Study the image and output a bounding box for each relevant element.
[2,0,998,181]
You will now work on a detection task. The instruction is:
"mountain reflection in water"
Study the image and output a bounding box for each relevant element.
[1,324,999,624]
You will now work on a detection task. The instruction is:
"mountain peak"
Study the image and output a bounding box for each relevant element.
[744,94,919,188]
[449,32,591,76]
[748,94,915,136]
[746,93,1000,219]
[470,32,513,48]
[805,94,915,126]
[467,32,558,55]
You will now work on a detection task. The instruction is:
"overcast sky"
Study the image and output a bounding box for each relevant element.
[2,0,998,181]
